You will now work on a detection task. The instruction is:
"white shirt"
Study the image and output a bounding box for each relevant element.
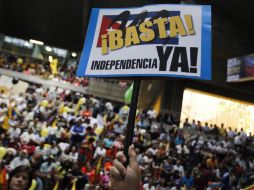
[50,147,60,156]
[17,102,27,112]
[143,156,153,164]
[10,157,30,170]
[14,96,24,104]
[0,116,4,123]
[143,184,155,190]
[60,152,70,162]
[69,152,78,162]
[176,145,182,154]
[24,111,34,121]
[173,164,185,176]
[93,147,106,158]
[40,162,56,173]
[114,124,126,134]
[58,142,70,151]
[183,145,190,154]
[105,102,113,111]
[34,134,44,144]
[147,110,157,119]
[227,130,235,138]
[35,87,44,94]
[35,146,50,159]
[20,132,36,144]
[150,123,159,133]
[0,107,7,114]
[146,148,157,156]
[66,114,75,122]
[9,120,18,127]
[8,127,21,140]
[55,127,65,138]
[215,145,225,154]
[240,131,247,140]
[49,126,57,135]
[234,135,242,145]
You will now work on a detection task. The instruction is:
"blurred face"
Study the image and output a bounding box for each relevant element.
[9,172,29,190]
[28,129,33,134]
[20,152,26,159]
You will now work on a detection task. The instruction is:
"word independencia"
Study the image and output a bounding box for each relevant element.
[90,58,158,70]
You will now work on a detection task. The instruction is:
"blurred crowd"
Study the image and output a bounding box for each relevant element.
[0,51,89,87]
[0,79,254,190]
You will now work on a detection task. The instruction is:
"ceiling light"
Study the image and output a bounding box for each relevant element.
[45,46,52,52]
[71,52,77,57]
[29,39,44,45]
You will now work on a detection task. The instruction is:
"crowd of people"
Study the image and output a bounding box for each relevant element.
[0,51,89,87]
[0,77,254,189]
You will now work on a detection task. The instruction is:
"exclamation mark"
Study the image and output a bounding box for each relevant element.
[101,34,108,55]
[184,15,195,35]
[190,47,198,73]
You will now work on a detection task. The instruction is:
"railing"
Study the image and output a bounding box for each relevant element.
[0,68,127,102]
[87,78,127,102]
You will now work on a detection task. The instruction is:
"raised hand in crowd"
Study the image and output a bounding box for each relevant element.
[110,145,140,190]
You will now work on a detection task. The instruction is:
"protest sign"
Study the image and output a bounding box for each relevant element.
[227,54,254,82]
[77,4,211,79]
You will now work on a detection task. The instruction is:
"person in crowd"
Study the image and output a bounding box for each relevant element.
[39,156,57,189]
[113,120,126,135]
[65,163,88,190]
[206,155,218,169]
[143,178,156,190]
[93,142,106,163]
[173,159,185,177]
[8,165,33,190]
[219,123,227,137]
[181,171,194,190]
[70,118,85,147]
[183,118,191,129]
[147,107,157,124]
[227,127,235,139]
[7,124,21,141]
[10,150,30,170]
[190,119,196,130]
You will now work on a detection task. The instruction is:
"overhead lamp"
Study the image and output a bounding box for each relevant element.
[45,46,52,52]
[24,42,30,47]
[29,39,44,45]
[71,52,77,57]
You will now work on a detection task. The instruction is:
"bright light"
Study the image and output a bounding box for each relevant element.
[180,89,254,133]
[48,56,53,62]
[71,52,77,57]
[24,42,30,47]
[29,39,44,45]
[45,46,52,52]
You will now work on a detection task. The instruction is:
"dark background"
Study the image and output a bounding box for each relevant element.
[1,0,254,55]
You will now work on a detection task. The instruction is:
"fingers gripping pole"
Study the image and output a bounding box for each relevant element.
[123,77,141,166]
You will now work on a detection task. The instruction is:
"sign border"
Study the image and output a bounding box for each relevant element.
[76,4,211,80]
